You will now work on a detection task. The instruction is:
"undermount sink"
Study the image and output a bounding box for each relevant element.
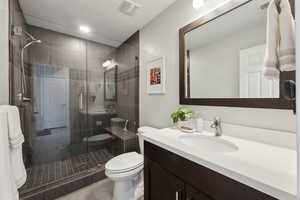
[179,134,238,153]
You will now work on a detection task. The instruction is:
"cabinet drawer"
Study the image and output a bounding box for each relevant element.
[144,141,277,200]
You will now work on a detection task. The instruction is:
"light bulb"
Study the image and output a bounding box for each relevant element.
[193,0,205,9]
[79,26,90,33]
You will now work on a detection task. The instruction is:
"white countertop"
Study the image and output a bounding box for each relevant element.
[141,128,297,200]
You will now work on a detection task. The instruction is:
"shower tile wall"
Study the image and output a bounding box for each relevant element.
[9,0,33,166]
[113,32,139,132]
[26,25,116,163]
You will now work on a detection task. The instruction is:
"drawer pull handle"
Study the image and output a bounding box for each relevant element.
[176,189,184,200]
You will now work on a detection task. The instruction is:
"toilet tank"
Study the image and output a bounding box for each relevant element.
[137,126,158,155]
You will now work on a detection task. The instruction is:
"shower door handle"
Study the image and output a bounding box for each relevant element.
[23,97,31,102]
[17,93,31,103]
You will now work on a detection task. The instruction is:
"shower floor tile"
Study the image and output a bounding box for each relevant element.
[20,148,114,196]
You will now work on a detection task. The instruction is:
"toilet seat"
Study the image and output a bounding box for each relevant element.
[105,165,143,180]
[105,152,144,174]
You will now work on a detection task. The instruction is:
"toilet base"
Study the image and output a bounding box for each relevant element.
[113,180,136,200]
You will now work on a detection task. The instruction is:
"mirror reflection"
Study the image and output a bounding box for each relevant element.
[185,0,280,99]
[105,66,117,100]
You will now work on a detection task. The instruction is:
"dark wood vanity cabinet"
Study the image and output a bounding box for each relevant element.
[144,141,277,200]
[145,156,214,200]
[145,159,185,200]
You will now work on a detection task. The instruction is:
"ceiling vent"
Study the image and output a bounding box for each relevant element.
[119,0,141,16]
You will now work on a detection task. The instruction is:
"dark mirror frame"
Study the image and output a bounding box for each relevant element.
[104,65,118,101]
[179,0,295,109]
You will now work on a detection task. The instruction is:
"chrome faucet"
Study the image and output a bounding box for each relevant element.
[210,117,222,136]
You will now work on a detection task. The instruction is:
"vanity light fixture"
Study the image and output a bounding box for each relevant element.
[79,25,91,33]
[193,0,205,9]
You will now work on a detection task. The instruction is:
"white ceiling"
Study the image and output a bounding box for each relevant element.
[19,0,176,47]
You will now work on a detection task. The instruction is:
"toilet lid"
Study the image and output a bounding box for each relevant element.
[105,152,143,173]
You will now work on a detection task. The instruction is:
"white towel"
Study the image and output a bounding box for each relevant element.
[6,106,27,188]
[263,0,296,78]
[0,107,19,200]
[7,106,25,148]
[278,0,296,71]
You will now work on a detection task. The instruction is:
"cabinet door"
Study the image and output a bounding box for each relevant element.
[186,185,213,200]
[145,159,185,200]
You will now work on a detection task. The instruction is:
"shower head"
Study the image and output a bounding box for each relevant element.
[23,39,42,50]
[34,39,42,44]
[24,31,38,41]
[23,31,42,49]
[19,31,42,100]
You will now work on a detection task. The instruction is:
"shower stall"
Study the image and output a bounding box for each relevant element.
[9,1,140,198]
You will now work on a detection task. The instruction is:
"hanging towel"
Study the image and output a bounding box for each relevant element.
[278,0,296,71]
[0,107,19,200]
[6,106,27,188]
[263,0,296,78]
[7,106,25,148]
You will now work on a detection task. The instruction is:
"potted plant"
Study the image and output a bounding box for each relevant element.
[170,107,195,132]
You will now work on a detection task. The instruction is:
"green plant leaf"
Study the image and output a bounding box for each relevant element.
[170,107,194,122]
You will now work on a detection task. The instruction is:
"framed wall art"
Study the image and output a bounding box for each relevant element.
[146,57,166,94]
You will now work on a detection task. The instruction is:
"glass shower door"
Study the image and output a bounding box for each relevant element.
[84,41,115,170]
[16,29,91,196]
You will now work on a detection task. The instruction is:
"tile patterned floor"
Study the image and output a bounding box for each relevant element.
[20,149,113,194]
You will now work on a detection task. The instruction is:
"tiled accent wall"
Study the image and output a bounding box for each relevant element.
[113,32,140,132]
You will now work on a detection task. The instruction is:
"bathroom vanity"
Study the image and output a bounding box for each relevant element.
[144,142,275,200]
[142,129,296,200]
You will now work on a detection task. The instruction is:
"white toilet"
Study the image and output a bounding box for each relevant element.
[105,127,157,200]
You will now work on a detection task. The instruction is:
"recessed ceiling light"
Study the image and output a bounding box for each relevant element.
[79,26,90,33]
[193,0,205,9]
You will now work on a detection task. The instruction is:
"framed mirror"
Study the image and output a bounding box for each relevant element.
[179,0,295,109]
[104,66,118,101]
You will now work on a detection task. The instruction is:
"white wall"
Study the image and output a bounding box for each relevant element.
[0,0,9,105]
[140,0,296,133]
[296,0,299,198]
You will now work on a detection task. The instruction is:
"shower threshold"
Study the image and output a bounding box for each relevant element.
[20,149,113,200]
